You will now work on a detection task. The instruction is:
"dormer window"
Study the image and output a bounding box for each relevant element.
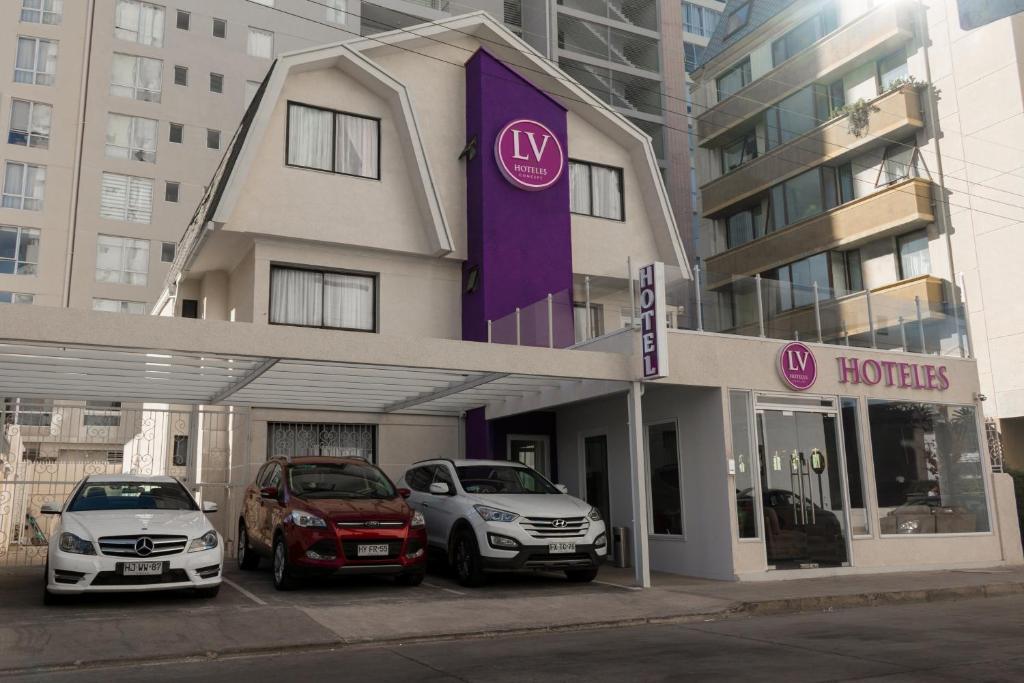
[286,103,380,180]
[724,2,751,37]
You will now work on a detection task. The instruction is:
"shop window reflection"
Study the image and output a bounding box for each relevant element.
[867,401,990,534]
[730,390,759,538]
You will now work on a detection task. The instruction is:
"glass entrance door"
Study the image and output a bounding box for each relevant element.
[756,409,850,569]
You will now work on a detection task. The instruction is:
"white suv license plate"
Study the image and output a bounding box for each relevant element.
[122,561,163,576]
[357,544,390,557]
[548,542,576,554]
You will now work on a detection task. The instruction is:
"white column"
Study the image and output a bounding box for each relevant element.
[626,381,651,588]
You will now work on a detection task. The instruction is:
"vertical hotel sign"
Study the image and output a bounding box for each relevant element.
[639,262,669,379]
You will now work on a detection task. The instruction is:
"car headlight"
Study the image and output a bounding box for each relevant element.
[287,510,327,528]
[411,510,426,529]
[188,530,219,553]
[58,532,96,555]
[898,519,920,534]
[588,506,602,522]
[473,505,519,523]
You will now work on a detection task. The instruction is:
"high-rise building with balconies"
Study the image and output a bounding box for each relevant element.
[689,0,1024,467]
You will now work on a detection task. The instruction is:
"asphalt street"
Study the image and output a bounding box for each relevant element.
[10,594,1024,682]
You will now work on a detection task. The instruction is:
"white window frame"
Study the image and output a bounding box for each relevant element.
[21,0,63,25]
[286,102,381,180]
[109,52,163,103]
[105,113,158,163]
[95,234,149,286]
[247,27,274,59]
[8,99,52,149]
[2,162,46,211]
[0,225,40,275]
[93,298,148,314]
[14,36,57,85]
[100,172,153,224]
[114,0,165,47]
[324,0,347,24]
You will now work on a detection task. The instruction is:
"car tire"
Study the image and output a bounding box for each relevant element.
[194,585,221,599]
[396,570,425,587]
[565,568,599,583]
[451,530,486,588]
[272,536,296,591]
[42,561,69,606]
[237,523,260,571]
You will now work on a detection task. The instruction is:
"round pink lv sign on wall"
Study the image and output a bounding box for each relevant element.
[779,341,817,391]
[494,119,564,191]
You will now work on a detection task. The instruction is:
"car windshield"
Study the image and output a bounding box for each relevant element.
[288,462,396,500]
[67,481,198,512]
[456,465,559,494]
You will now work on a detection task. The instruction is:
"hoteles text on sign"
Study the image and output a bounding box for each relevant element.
[837,356,950,390]
[493,119,565,191]
[639,262,669,379]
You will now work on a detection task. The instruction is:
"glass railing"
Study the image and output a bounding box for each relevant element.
[486,262,971,359]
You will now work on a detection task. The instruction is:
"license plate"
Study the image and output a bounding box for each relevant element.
[357,544,390,557]
[122,561,163,576]
[548,542,576,554]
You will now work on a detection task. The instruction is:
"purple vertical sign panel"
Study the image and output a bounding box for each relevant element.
[639,262,669,380]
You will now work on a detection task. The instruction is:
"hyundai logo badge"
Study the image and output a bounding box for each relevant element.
[135,537,155,556]
[552,519,567,528]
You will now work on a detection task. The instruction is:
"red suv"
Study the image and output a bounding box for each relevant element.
[237,457,427,590]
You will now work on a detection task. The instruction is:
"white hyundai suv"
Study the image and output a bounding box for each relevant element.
[398,459,606,587]
[40,475,223,604]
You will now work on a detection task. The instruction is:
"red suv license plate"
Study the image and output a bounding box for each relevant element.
[357,544,389,557]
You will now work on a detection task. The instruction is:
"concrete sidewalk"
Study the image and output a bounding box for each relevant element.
[1,563,1023,675]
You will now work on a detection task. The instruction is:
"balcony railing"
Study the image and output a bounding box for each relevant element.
[704,177,934,289]
[696,0,916,147]
[486,260,970,359]
[700,85,924,216]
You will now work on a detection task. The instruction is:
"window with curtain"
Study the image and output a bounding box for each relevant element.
[684,3,720,37]
[110,53,162,102]
[247,27,274,58]
[683,43,704,73]
[267,423,376,461]
[724,205,763,249]
[106,113,157,162]
[114,0,165,47]
[93,298,147,314]
[270,266,375,331]
[0,225,40,275]
[15,37,57,85]
[573,302,603,343]
[21,0,63,24]
[95,234,149,285]
[325,0,347,24]
[8,99,52,148]
[0,292,34,304]
[287,103,380,179]
[100,172,153,223]
[568,160,623,220]
[898,229,931,279]
[2,162,46,211]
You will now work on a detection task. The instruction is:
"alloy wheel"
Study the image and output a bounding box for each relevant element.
[455,539,470,580]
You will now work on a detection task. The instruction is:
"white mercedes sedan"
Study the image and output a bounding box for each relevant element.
[41,475,223,604]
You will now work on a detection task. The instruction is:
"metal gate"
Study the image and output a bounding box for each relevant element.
[0,401,250,567]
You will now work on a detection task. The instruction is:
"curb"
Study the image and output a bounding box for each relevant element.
[3,581,1023,677]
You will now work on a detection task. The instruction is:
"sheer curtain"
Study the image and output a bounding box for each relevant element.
[109,54,136,98]
[899,232,931,278]
[569,162,590,214]
[138,2,164,47]
[137,56,162,101]
[592,165,622,220]
[270,267,323,326]
[337,114,379,178]
[287,104,332,171]
[126,176,153,223]
[323,273,373,330]
[123,238,149,285]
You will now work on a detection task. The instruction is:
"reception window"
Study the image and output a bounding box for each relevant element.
[269,265,375,332]
[868,400,990,535]
[287,103,380,180]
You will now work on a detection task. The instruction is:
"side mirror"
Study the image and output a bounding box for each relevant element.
[555,484,569,494]
[202,501,219,513]
[397,488,411,499]
[429,482,451,496]
[260,486,279,500]
[40,502,61,515]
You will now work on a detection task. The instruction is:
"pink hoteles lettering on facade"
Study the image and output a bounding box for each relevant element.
[837,357,950,390]
[494,119,565,191]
